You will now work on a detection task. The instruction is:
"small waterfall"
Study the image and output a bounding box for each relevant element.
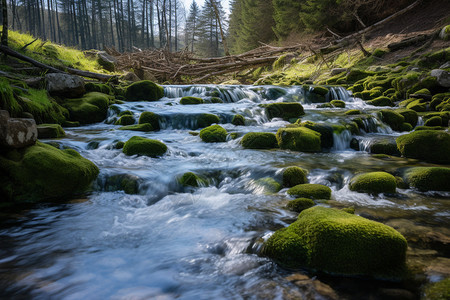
[332,130,352,151]
[417,116,424,126]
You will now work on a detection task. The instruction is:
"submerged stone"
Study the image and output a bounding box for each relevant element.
[349,171,397,194]
[0,141,99,202]
[262,206,407,278]
[241,132,277,149]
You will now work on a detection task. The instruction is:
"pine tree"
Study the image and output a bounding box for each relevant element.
[185,0,200,52]
[272,0,303,38]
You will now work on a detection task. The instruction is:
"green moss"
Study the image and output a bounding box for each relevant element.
[412,88,431,95]
[199,125,227,143]
[115,115,135,126]
[349,172,396,194]
[424,278,450,300]
[63,92,110,124]
[341,207,355,214]
[122,136,167,157]
[396,130,450,163]
[396,109,418,127]
[369,139,400,156]
[345,109,361,115]
[283,166,308,188]
[138,111,160,130]
[255,177,281,193]
[118,123,153,132]
[209,97,223,103]
[37,124,66,138]
[42,44,59,59]
[262,206,407,278]
[124,80,164,101]
[85,82,112,95]
[366,96,393,107]
[399,99,415,108]
[287,198,314,213]
[312,86,329,96]
[179,172,206,187]
[197,114,220,128]
[106,174,140,194]
[276,127,321,152]
[264,103,304,120]
[180,96,204,105]
[287,183,331,199]
[378,109,405,131]
[424,112,450,126]
[330,100,345,108]
[299,121,334,148]
[0,142,99,202]
[406,99,427,112]
[346,69,374,82]
[231,114,245,126]
[241,132,277,149]
[424,116,442,127]
[118,110,133,117]
[115,141,125,149]
[404,167,450,192]
[18,89,69,125]
[414,126,447,131]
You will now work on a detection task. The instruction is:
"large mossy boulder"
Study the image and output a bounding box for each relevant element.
[283,166,308,188]
[396,109,418,127]
[139,111,160,130]
[404,167,450,192]
[396,130,450,163]
[36,124,66,139]
[287,183,331,199]
[262,206,407,278]
[63,92,110,124]
[180,96,203,105]
[241,132,277,149]
[276,127,321,152]
[0,142,99,202]
[349,172,397,194]
[264,103,305,120]
[124,80,164,101]
[122,136,167,157]
[299,121,334,148]
[366,96,393,107]
[378,109,405,131]
[199,125,227,143]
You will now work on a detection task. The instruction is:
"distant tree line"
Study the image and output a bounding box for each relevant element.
[0,0,227,56]
[228,0,416,54]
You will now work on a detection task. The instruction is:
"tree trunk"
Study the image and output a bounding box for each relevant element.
[210,0,229,56]
[1,0,7,47]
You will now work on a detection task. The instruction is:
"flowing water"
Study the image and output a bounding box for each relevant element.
[1,85,449,299]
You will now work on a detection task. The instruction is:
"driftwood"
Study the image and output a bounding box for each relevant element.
[0,45,114,82]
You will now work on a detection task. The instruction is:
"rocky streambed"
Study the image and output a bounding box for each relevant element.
[0,83,449,299]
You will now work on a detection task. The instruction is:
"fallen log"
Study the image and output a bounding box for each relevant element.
[0,45,114,82]
[387,34,429,51]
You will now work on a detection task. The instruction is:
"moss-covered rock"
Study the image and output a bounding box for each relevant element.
[138,111,160,130]
[424,116,442,127]
[349,172,397,194]
[179,172,206,187]
[283,166,308,187]
[231,114,245,126]
[264,103,305,120]
[346,69,374,82]
[241,132,277,149]
[369,139,400,156]
[118,110,133,117]
[85,82,112,95]
[414,126,447,131]
[197,113,220,128]
[124,80,164,101]
[105,174,141,194]
[36,124,66,139]
[199,125,227,143]
[276,127,321,152]
[122,136,167,157]
[255,177,281,193]
[312,86,329,96]
[180,96,204,105]
[298,121,334,149]
[287,198,314,213]
[403,167,450,192]
[115,114,136,125]
[396,130,450,163]
[118,123,153,132]
[345,109,361,115]
[396,109,418,127]
[406,99,427,112]
[262,206,407,278]
[366,96,393,107]
[330,100,345,108]
[0,142,99,202]
[378,109,405,131]
[63,92,110,124]
[424,278,450,300]
[287,183,331,199]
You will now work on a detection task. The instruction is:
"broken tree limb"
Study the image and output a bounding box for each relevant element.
[0,45,114,82]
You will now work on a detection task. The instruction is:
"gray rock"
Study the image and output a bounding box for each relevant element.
[46,73,85,98]
[0,110,37,149]
[121,72,140,82]
[330,68,347,76]
[439,61,450,69]
[430,69,450,88]
[97,51,116,72]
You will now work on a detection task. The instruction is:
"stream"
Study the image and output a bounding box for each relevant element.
[1,84,449,299]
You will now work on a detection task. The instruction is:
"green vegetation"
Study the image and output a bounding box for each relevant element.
[231,114,245,126]
[287,183,332,199]
[122,136,168,157]
[0,142,99,202]
[241,132,277,149]
[264,103,304,120]
[254,177,281,193]
[115,115,136,125]
[286,198,314,213]
[262,206,407,278]
[349,172,397,194]
[276,127,321,152]
[404,167,450,192]
[62,92,111,124]
[124,81,164,101]
[139,112,161,130]
[197,114,220,128]
[199,125,227,143]
[282,166,308,188]
[396,130,450,164]
[37,124,66,138]
[424,278,450,300]
[180,96,204,105]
